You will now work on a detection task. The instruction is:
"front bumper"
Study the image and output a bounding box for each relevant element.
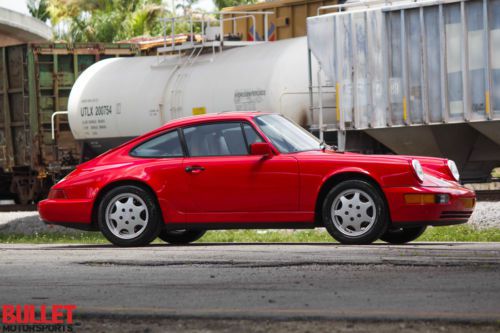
[38,199,94,227]
[384,186,475,226]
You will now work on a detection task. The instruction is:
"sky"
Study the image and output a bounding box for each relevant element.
[0,0,216,17]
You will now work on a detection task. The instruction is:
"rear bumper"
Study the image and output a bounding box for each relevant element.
[384,186,475,226]
[38,199,94,227]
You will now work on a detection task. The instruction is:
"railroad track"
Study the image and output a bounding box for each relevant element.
[475,190,500,202]
[0,204,37,212]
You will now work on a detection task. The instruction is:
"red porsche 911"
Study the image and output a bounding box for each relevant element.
[38,112,475,246]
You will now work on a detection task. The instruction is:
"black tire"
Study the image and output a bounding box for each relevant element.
[322,179,389,245]
[98,185,162,247]
[158,230,206,245]
[380,226,427,244]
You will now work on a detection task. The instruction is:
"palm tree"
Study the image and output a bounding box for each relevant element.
[48,0,168,42]
[213,0,258,10]
[27,0,50,22]
[176,0,199,17]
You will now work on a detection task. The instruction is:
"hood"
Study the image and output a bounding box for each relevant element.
[296,150,458,187]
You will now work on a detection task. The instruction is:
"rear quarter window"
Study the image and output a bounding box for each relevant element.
[130,130,183,158]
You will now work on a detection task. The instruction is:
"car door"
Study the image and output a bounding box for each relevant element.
[129,129,189,222]
[181,121,299,217]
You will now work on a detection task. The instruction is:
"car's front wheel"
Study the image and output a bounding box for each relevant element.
[158,230,206,245]
[380,226,427,244]
[98,185,162,247]
[323,179,388,245]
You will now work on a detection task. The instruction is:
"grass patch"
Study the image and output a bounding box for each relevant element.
[418,225,500,242]
[199,229,331,243]
[0,225,499,244]
[0,232,109,244]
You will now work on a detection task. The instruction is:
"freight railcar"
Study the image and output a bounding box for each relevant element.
[0,43,139,204]
[221,0,340,41]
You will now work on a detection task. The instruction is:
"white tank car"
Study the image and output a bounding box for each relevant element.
[68,37,332,154]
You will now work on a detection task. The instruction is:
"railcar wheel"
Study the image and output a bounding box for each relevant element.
[98,185,162,247]
[158,230,206,245]
[323,179,388,245]
[380,226,427,244]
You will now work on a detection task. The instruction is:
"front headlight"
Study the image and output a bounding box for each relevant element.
[411,159,424,182]
[447,160,460,182]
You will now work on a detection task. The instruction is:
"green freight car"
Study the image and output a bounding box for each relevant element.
[0,43,140,204]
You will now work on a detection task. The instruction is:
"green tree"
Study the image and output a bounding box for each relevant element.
[213,0,258,10]
[48,0,169,42]
[27,0,50,22]
[176,0,199,16]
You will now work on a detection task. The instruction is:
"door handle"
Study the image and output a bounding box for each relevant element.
[185,165,205,173]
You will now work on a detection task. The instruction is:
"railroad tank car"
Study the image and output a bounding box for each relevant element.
[68,37,336,155]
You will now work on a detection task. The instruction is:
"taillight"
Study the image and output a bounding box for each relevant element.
[48,189,67,199]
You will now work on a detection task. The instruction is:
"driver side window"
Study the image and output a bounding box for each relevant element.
[183,122,258,157]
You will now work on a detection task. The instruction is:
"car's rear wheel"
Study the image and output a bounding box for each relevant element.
[322,179,388,245]
[158,230,206,245]
[98,185,162,247]
[380,226,427,244]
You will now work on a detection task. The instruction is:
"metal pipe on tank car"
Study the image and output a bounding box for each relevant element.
[51,111,68,140]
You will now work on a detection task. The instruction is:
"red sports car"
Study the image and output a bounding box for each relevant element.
[38,112,475,246]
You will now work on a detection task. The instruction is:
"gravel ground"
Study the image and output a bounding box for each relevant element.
[0,211,82,235]
[467,201,500,229]
[0,201,498,235]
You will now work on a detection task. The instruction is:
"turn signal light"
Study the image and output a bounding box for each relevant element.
[460,198,475,209]
[404,194,449,204]
[48,189,67,200]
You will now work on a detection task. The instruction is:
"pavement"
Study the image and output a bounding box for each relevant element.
[1,242,499,329]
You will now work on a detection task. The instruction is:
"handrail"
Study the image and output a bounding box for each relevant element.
[220,15,256,42]
[158,10,274,53]
[51,111,68,140]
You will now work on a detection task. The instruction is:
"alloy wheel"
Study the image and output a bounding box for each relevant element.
[105,193,149,240]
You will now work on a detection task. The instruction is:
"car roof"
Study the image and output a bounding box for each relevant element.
[158,111,273,130]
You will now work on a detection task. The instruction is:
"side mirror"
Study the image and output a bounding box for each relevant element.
[250,142,272,156]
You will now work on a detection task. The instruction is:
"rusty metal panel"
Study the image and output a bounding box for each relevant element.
[0,42,139,175]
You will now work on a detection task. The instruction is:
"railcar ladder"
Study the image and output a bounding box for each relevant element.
[169,46,204,119]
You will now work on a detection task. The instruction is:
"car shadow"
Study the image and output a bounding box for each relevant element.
[51,242,462,249]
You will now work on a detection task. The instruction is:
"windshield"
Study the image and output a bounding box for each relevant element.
[254,114,322,153]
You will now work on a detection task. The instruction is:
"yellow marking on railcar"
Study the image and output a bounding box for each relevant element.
[192,107,206,115]
[485,91,491,115]
[403,96,408,122]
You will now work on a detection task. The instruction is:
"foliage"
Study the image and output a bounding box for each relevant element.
[213,0,258,10]
[27,0,50,22]
[47,0,169,43]
[176,0,199,16]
